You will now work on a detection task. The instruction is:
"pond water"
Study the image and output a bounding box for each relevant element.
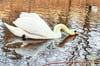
[0,9,100,66]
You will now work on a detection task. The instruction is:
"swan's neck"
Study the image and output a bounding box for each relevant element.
[53,24,69,37]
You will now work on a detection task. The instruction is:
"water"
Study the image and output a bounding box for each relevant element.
[0,10,100,66]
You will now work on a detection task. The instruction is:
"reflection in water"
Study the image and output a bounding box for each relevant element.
[5,37,47,48]
[0,8,100,66]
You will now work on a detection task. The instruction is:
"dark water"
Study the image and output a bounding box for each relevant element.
[0,9,100,66]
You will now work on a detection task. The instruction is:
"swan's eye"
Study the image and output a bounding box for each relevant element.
[74,30,77,32]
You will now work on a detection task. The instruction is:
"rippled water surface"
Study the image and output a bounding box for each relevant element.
[0,9,100,66]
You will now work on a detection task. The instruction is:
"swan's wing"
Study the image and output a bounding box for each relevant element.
[4,23,25,37]
[13,13,54,37]
[19,12,34,17]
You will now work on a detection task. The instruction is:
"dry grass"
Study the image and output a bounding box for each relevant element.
[41,61,100,66]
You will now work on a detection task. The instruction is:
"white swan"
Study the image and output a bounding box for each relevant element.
[4,12,78,40]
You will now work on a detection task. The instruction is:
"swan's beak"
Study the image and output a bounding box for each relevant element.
[74,30,79,35]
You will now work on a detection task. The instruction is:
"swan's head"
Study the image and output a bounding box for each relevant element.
[54,24,78,36]
[65,29,78,35]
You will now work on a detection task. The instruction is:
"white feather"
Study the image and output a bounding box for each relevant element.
[4,23,25,37]
[4,23,50,39]
[13,13,55,37]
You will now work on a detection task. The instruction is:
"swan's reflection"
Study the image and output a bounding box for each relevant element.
[5,37,47,48]
[5,37,52,57]
[5,34,78,58]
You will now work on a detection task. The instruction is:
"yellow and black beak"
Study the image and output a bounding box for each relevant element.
[74,30,79,35]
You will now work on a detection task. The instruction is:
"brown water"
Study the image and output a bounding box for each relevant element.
[0,8,100,66]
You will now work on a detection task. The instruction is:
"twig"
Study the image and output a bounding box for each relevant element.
[42,61,100,66]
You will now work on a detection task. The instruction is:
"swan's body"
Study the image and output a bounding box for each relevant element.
[4,12,78,39]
